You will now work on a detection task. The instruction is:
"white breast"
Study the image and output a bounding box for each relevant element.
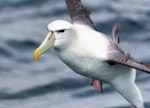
[54,25,118,81]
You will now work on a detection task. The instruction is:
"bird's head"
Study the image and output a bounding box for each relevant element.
[34,20,73,60]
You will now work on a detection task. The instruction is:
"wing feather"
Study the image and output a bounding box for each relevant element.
[106,51,150,74]
[65,0,95,29]
[112,23,120,44]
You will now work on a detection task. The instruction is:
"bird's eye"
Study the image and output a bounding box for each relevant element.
[57,29,65,33]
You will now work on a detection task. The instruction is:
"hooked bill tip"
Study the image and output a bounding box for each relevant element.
[34,48,39,60]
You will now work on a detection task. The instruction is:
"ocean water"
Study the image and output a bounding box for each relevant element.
[0,0,150,108]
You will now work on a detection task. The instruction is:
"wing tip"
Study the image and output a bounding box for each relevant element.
[65,0,95,28]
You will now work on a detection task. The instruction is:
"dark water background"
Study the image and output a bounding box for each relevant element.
[0,0,150,108]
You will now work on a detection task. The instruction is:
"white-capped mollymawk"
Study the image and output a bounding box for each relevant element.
[34,0,150,108]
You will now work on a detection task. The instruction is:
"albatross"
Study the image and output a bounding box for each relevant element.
[33,0,150,108]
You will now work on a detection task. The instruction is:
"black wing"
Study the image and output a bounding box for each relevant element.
[106,51,150,74]
[65,0,95,29]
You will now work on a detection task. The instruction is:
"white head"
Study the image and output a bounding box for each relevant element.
[34,20,73,60]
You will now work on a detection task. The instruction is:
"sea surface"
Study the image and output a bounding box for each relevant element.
[0,0,150,108]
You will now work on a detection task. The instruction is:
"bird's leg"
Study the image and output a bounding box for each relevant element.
[90,79,103,93]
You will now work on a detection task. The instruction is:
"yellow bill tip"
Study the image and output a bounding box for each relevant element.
[34,48,40,60]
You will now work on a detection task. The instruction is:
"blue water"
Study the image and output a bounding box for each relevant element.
[0,0,150,108]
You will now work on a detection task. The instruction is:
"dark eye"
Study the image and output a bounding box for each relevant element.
[57,29,65,33]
